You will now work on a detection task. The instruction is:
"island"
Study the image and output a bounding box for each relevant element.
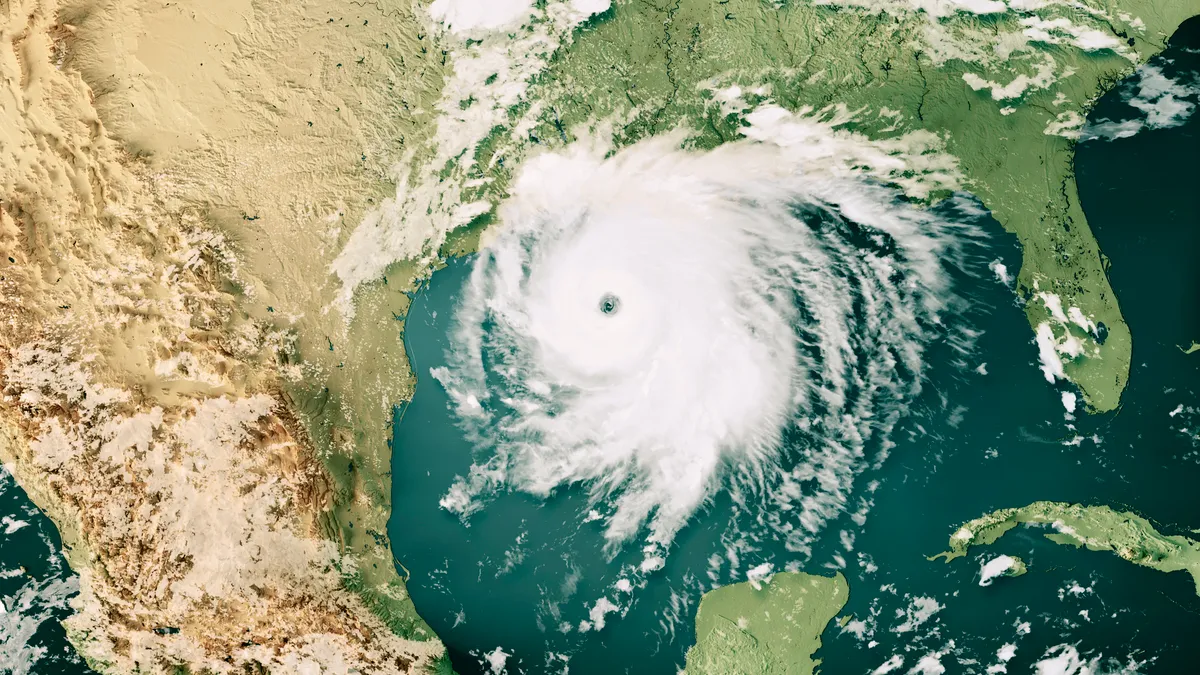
[933,501,1200,596]
[980,554,1029,586]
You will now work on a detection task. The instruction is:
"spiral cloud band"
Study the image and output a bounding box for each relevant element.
[434,107,979,553]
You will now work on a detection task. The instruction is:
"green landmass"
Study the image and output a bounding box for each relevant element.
[1008,555,1029,578]
[1180,341,1200,354]
[933,501,1200,595]
[684,572,848,675]
[472,0,1200,412]
[988,554,1029,581]
[281,258,443,642]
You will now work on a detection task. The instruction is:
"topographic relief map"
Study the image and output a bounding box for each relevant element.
[0,0,1198,673]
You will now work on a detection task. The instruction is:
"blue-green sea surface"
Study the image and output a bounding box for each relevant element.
[387,17,1200,675]
[0,467,86,674]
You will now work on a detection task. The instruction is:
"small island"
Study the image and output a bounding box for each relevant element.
[979,554,1028,586]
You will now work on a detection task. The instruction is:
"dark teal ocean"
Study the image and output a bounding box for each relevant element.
[2,17,1197,675]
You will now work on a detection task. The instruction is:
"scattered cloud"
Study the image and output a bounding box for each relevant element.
[1082,64,1200,140]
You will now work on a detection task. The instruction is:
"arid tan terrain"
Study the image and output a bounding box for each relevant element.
[0,0,450,671]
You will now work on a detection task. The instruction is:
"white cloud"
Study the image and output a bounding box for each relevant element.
[1061,391,1077,413]
[0,516,29,535]
[1130,65,1199,126]
[1033,644,1099,675]
[568,0,612,16]
[962,55,1058,101]
[1045,111,1084,138]
[907,643,954,674]
[873,655,905,674]
[583,596,620,631]
[979,554,1019,586]
[909,655,946,675]
[0,571,80,674]
[1020,17,1124,54]
[1081,119,1143,140]
[640,555,665,573]
[891,596,944,633]
[1038,292,1069,323]
[1036,322,1066,384]
[429,0,536,34]
[1083,64,1200,140]
[987,643,1019,673]
[747,562,775,589]
[1032,294,1100,387]
[483,646,512,675]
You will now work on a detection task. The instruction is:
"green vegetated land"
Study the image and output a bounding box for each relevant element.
[934,501,1200,595]
[685,572,849,674]
[508,0,1199,412]
[285,259,448,645]
[682,500,1200,675]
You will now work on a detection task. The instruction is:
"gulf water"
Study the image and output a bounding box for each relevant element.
[387,18,1200,675]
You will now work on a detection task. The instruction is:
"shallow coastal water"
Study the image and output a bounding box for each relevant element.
[388,20,1200,675]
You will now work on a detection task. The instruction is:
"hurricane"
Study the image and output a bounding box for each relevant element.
[432,106,982,556]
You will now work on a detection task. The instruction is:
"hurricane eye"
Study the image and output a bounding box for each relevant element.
[598,293,620,316]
